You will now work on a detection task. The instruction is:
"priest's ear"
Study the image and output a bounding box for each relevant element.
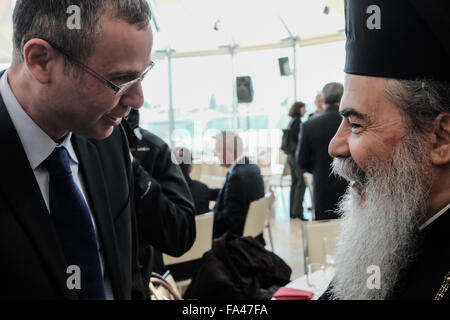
[430,113,450,166]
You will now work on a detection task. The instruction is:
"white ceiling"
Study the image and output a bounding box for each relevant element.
[0,0,344,63]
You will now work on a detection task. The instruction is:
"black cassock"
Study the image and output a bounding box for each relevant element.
[320,207,450,300]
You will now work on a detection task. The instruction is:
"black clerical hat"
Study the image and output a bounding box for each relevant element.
[345,0,450,80]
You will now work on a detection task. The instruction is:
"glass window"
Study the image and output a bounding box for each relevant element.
[298,40,346,116]
[140,58,170,144]
[171,54,233,162]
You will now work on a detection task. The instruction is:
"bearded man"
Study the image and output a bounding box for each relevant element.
[322,0,450,300]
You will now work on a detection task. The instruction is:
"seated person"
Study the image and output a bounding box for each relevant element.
[212,131,265,243]
[173,147,220,215]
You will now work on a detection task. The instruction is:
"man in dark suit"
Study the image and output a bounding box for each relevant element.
[0,0,154,299]
[172,147,220,215]
[123,110,196,291]
[307,93,324,119]
[296,82,349,220]
[212,131,265,241]
[321,0,450,300]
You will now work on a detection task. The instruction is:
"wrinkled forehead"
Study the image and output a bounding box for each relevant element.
[341,74,404,121]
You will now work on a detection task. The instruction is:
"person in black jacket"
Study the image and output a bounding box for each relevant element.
[0,0,153,299]
[212,131,265,242]
[124,109,196,294]
[321,0,450,300]
[284,101,307,220]
[296,82,348,220]
[172,147,220,215]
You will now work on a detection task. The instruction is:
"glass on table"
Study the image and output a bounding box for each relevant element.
[306,263,327,296]
[323,236,338,267]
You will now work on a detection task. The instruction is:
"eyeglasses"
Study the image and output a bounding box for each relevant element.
[41,38,154,96]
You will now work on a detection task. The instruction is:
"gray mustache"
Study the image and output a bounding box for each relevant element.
[332,158,367,185]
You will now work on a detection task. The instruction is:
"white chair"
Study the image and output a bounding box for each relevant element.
[190,163,201,180]
[243,193,274,251]
[301,219,342,272]
[269,155,291,211]
[162,211,215,294]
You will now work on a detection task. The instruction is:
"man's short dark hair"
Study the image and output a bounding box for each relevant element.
[13,0,151,67]
[322,82,344,105]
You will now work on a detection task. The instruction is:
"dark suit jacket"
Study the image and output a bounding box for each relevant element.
[123,121,196,285]
[213,157,265,238]
[125,124,196,256]
[0,88,145,299]
[185,176,220,215]
[296,106,348,220]
[320,207,450,300]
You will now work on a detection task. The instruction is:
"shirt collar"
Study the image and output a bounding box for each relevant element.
[0,70,78,170]
[419,201,450,231]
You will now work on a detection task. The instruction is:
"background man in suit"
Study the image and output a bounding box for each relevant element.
[308,93,324,119]
[0,0,153,299]
[212,131,265,243]
[296,82,349,220]
[172,146,220,215]
[323,0,450,300]
[123,109,196,293]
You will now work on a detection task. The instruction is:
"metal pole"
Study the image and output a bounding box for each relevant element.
[231,50,238,131]
[293,41,298,102]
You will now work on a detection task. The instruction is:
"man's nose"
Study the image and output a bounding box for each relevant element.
[329,120,350,158]
[120,82,144,110]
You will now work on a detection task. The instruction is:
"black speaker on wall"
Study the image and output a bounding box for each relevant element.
[278,57,292,76]
[236,76,254,103]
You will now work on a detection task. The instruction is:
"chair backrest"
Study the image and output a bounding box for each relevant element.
[190,163,201,180]
[200,163,228,178]
[243,194,271,238]
[163,211,214,265]
[302,219,342,268]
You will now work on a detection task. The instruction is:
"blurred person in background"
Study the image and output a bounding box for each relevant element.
[296,82,349,220]
[212,131,265,244]
[282,101,307,220]
[308,93,324,119]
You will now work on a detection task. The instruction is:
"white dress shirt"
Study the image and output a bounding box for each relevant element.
[0,70,114,299]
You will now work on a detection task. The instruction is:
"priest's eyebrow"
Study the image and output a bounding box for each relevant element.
[340,107,371,124]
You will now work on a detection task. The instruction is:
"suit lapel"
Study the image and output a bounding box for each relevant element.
[0,94,76,299]
[71,135,125,299]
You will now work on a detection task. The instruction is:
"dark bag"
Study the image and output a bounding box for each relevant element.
[281,129,291,153]
[184,233,292,300]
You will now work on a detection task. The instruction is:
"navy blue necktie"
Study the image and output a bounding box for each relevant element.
[44,147,106,300]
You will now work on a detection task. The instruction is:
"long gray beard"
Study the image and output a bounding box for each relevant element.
[330,134,432,300]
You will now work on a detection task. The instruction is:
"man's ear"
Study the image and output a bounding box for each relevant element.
[430,113,450,166]
[22,39,58,84]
